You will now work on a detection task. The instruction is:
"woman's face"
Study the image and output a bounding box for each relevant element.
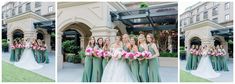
[98,39,103,45]
[90,38,95,44]
[115,37,120,43]
[122,35,128,42]
[138,37,144,43]
[146,35,152,43]
[130,38,135,45]
[105,39,110,44]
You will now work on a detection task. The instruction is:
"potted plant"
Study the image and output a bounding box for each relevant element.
[2,39,9,52]
[62,40,76,63]
[78,49,86,64]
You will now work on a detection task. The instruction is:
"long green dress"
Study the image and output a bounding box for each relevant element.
[210,55,217,70]
[36,49,41,63]
[10,48,15,62]
[102,57,108,70]
[91,45,103,82]
[44,50,49,63]
[186,49,193,70]
[138,46,149,82]
[129,49,140,82]
[148,44,161,82]
[82,47,93,82]
[191,50,198,70]
[15,48,20,61]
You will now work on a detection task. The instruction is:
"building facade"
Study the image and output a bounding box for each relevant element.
[2,2,55,51]
[180,2,233,58]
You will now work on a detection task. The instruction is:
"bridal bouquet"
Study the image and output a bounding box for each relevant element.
[112,49,122,59]
[95,50,103,57]
[40,47,46,51]
[11,45,16,49]
[85,48,93,56]
[103,51,111,58]
[136,51,152,60]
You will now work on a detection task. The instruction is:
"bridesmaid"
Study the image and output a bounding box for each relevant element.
[37,39,42,63]
[210,46,217,70]
[186,45,195,70]
[91,37,103,82]
[129,36,140,82]
[215,45,221,71]
[122,34,131,63]
[220,45,229,71]
[197,45,202,63]
[138,34,149,82]
[42,40,49,63]
[82,37,95,82]
[102,38,111,70]
[31,39,37,58]
[191,45,198,70]
[15,40,21,61]
[146,33,161,82]
[10,40,17,62]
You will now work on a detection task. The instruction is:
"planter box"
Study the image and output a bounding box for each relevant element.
[158,57,178,67]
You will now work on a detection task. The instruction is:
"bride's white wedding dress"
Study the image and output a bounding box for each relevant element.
[14,41,43,70]
[101,47,137,82]
[191,49,220,79]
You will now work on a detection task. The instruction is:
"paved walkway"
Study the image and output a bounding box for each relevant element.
[58,62,178,82]
[2,52,55,80]
[180,59,233,82]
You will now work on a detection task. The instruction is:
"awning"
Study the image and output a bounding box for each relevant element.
[110,3,177,31]
[211,27,233,37]
[33,20,55,30]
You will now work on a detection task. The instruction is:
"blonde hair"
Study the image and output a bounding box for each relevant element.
[138,34,146,46]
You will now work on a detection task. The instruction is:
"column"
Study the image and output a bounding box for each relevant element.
[57,31,63,70]
[45,34,51,52]
[80,37,85,50]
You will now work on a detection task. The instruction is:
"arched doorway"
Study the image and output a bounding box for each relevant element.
[61,23,92,63]
[37,30,45,40]
[190,37,201,46]
[13,29,24,40]
[114,26,122,36]
[214,37,222,47]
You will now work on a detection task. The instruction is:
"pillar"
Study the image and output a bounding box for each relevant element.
[57,31,63,70]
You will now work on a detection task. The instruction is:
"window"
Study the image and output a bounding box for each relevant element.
[190,17,193,24]
[203,11,208,19]
[196,8,199,13]
[35,2,41,8]
[196,14,200,21]
[212,18,218,23]
[212,7,218,16]
[48,6,53,13]
[204,4,207,10]
[18,6,22,14]
[225,14,230,21]
[225,2,230,10]
[26,3,31,11]
[35,9,41,15]
[12,9,15,16]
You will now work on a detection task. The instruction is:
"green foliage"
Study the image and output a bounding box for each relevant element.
[139,2,149,9]
[50,32,55,37]
[228,40,233,44]
[2,61,54,82]
[62,40,79,53]
[2,39,8,47]
[159,51,178,57]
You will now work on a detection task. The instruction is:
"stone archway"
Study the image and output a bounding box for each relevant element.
[59,22,92,65]
[214,37,222,47]
[37,30,45,40]
[190,37,201,46]
[12,29,24,40]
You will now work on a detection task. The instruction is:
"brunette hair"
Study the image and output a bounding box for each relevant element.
[97,37,104,48]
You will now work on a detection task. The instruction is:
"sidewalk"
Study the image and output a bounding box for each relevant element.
[2,52,55,80]
[180,59,233,82]
[58,62,178,82]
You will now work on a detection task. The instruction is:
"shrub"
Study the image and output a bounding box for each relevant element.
[159,51,177,57]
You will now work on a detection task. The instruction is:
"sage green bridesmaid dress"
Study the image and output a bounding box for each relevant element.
[148,44,161,82]
[82,47,93,82]
[15,48,20,61]
[191,52,198,70]
[186,53,193,70]
[10,48,15,62]
[91,45,103,82]
[102,57,108,70]
[129,50,140,82]
[138,46,149,82]
[44,50,49,63]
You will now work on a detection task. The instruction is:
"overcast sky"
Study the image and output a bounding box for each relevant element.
[179,1,199,15]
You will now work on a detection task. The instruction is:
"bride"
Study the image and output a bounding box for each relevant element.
[15,38,43,70]
[101,36,137,82]
[191,45,220,79]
